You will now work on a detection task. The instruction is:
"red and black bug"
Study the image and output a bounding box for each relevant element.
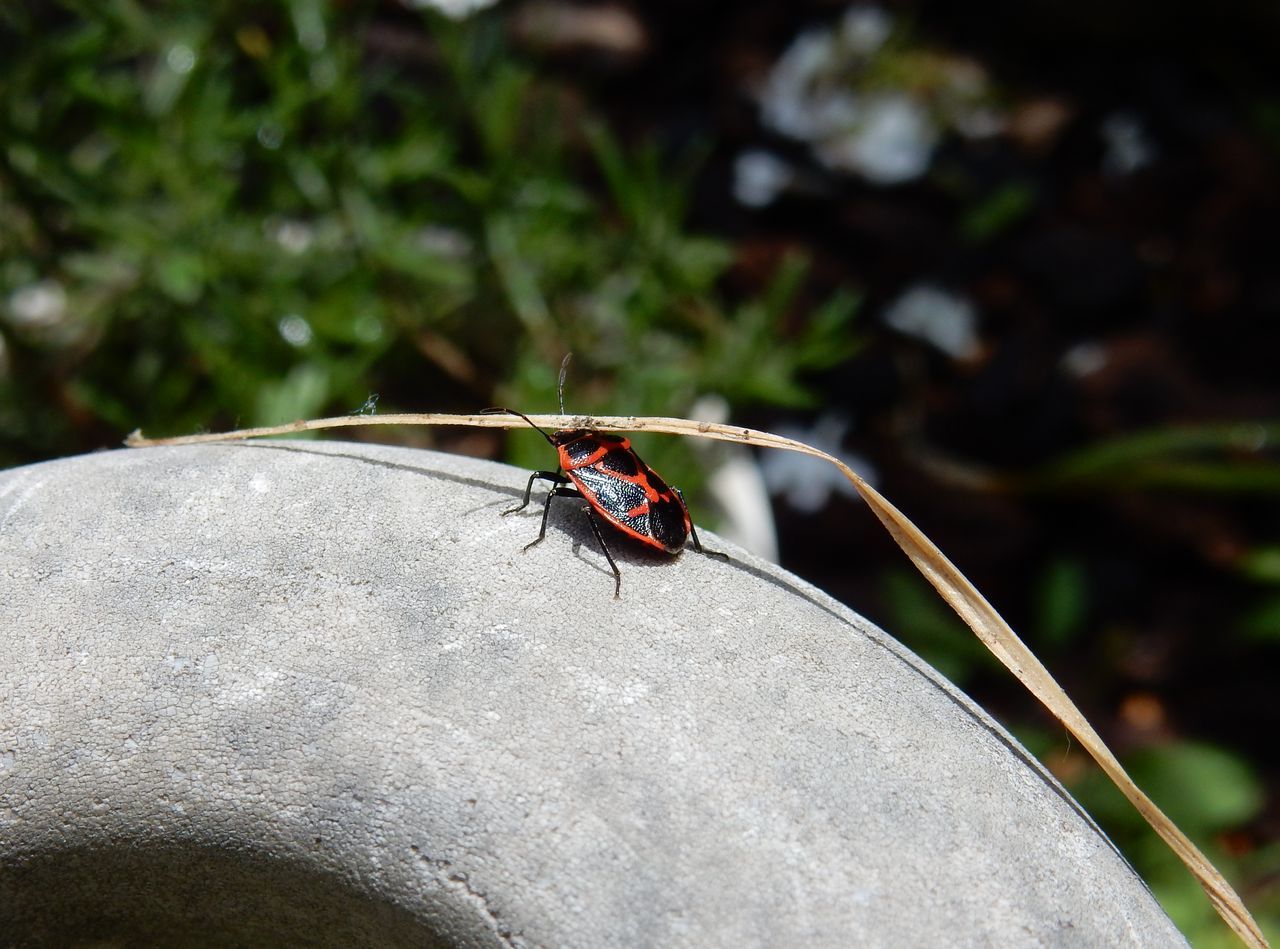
[492,356,725,597]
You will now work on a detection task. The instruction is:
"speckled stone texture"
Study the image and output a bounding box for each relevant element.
[0,441,1186,947]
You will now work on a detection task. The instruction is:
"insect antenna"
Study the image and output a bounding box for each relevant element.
[557,352,572,415]
[481,407,555,445]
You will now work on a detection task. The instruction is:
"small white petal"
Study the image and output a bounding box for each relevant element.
[273,219,315,255]
[840,6,893,55]
[758,416,871,514]
[733,150,794,207]
[1060,341,1109,378]
[882,284,981,360]
[1101,112,1155,176]
[7,280,67,328]
[817,94,937,184]
[402,0,500,18]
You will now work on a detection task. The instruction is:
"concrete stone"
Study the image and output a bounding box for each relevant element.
[0,441,1186,947]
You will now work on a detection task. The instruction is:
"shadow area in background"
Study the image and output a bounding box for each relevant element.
[1,840,453,949]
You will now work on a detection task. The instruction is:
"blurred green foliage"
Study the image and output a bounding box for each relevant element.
[0,0,858,477]
[880,567,999,685]
[1022,422,1280,494]
[1240,593,1280,642]
[883,558,1090,682]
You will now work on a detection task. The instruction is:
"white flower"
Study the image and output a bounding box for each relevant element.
[882,284,981,361]
[757,5,997,186]
[760,29,838,140]
[402,0,500,19]
[1101,112,1155,177]
[840,5,893,55]
[7,279,67,328]
[759,415,872,514]
[270,219,315,255]
[814,93,938,184]
[416,225,473,259]
[733,150,795,207]
[1059,341,1108,378]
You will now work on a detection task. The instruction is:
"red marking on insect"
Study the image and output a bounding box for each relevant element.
[490,355,726,597]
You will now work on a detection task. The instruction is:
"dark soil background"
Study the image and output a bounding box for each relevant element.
[568,0,1280,935]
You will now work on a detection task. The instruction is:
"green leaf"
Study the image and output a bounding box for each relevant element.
[1027,422,1280,494]
[879,568,996,684]
[485,214,551,334]
[1238,546,1280,584]
[254,362,331,429]
[1238,594,1280,643]
[155,251,206,304]
[1034,558,1088,649]
[961,181,1035,242]
[1127,742,1265,834]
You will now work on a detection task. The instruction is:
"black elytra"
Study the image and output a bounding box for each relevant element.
[491,355,727,597]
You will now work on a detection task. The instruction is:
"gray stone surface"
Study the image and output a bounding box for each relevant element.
[0,441,1185,948]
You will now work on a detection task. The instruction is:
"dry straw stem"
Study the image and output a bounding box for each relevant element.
[127,412,1266,947]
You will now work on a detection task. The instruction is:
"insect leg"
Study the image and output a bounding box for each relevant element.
[504,471,566,516]
[676,488,730,562]
[522,482,579,551]
[584,508,623,599]
[515,482,622,597]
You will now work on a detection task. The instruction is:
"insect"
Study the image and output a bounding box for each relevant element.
[493,355,725,598]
